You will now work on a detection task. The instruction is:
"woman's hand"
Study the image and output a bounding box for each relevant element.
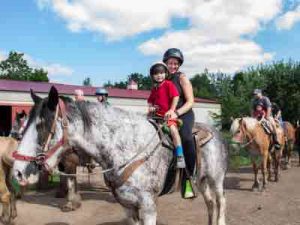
[165,110,178,120]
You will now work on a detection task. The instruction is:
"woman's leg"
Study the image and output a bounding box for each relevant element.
[179,111,196,176]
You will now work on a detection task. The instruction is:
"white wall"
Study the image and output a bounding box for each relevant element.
[0,91,221,126]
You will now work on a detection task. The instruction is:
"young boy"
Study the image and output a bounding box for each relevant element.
[254,103,266,120]
[147,62,185,168]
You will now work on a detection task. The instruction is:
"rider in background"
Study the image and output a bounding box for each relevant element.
[95,88,110,106]
[271,102,283,126]
[163,48,195,199]
[253,102,266,120]
[147,62,185,169]
[74,89,85,102]
[251,89,281,150]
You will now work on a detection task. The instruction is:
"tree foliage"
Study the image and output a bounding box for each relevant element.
[0,51,49,82]
[83,77,92,86]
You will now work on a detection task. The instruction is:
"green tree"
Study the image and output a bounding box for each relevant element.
[0,51,49,82]
[83,77,92,86]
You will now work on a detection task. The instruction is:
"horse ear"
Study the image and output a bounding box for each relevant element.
[230,117,234,122]
[30,89,42,104]
[47,86,59,111]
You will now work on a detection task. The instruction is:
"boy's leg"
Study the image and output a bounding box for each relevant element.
[170,125,185,168]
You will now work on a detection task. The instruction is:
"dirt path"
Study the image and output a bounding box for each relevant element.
[4,159,300,225]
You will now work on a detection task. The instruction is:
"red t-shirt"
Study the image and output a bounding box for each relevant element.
[148,80,179,116]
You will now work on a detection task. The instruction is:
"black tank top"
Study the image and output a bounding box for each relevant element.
[170,72,186,109]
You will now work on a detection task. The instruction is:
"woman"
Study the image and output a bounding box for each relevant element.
[163,48,196,198]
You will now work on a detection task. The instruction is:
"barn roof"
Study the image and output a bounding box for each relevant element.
[0,79,218,104]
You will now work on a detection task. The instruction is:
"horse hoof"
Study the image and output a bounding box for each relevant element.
[252,185,259,192]
[0,216,13,225]
[60,202,81,212]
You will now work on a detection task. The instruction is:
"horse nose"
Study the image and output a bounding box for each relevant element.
[15,170,28,186]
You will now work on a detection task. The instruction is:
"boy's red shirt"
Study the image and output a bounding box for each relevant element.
[148,80,179,116]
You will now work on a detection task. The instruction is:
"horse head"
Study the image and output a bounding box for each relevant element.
[13,86,67,186]
[10,110,28,140]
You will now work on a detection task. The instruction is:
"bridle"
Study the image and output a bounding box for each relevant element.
[232,119,255,148]
[13,98,69,171]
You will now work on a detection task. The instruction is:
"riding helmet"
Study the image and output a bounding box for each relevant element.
[95,88,108,96]
[163,48,184,65]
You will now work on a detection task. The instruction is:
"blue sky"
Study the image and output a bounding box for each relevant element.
[0,0,299,86]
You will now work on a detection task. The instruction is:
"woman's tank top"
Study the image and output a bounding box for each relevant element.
[170,71,193,114]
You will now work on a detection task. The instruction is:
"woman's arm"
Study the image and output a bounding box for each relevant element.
[176,74,194,116]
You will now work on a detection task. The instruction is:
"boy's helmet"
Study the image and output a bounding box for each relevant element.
[149,62,169,76]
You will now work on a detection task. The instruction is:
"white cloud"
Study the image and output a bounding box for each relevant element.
[276,4,300,30]
[37,0,283,74]
[0,51,6,61]
[24,54,73,77]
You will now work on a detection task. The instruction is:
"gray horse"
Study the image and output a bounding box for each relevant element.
[13,86,228,225]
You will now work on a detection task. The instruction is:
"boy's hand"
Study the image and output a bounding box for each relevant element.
[164,110,175,119]
[148,106,157,113]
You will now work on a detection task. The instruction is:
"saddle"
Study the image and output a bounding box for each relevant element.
[148,119,214,197]
[259,118,272,135]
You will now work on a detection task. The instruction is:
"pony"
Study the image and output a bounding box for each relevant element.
[12,87,228,225]
[230,117,285,190]
[295,123,300,166]
[282,121,296,169]
[0,137,18,224]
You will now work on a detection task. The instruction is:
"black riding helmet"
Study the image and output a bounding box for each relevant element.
[163,48,184,65]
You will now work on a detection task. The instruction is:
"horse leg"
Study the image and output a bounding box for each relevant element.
[261,153,268,190]
[124,208,141,225]
[199,178,215,225]
[215,181,226,225]
[140,192,157,225]
[61,176,81,212]
[0,162,13,224]
[267,154,272,181]
[252,162,260,191]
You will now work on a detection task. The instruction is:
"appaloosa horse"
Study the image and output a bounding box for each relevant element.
[282,121,296,168]
[12,87,228,225]
[10,110,82,212]
[231,117,284,190]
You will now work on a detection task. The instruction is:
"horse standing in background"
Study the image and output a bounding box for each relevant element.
[282,121,296,168]
[231,117,284,190]
[12,87,228,225]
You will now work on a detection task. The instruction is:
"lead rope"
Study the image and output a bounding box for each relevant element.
[53,127,163,177]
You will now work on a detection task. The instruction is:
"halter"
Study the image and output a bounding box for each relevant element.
[13,98,69,171]
[232,119,255,148]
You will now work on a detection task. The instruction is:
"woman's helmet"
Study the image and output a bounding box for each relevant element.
[95,88,108,96]
[163,48,184,65]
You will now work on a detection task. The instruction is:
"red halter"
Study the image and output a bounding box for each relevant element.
[12,99,69,171]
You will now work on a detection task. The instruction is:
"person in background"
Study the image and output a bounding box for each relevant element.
[251,89,281,150]
[95,88,109,105]
[74,89,85,102]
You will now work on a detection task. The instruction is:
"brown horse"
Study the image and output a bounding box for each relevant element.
[282,121,296,168]
[230,117,284,191]
[0,137,18,225]
[295,124,300,166]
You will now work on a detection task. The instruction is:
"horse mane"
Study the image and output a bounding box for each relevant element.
[230,117,258,134]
